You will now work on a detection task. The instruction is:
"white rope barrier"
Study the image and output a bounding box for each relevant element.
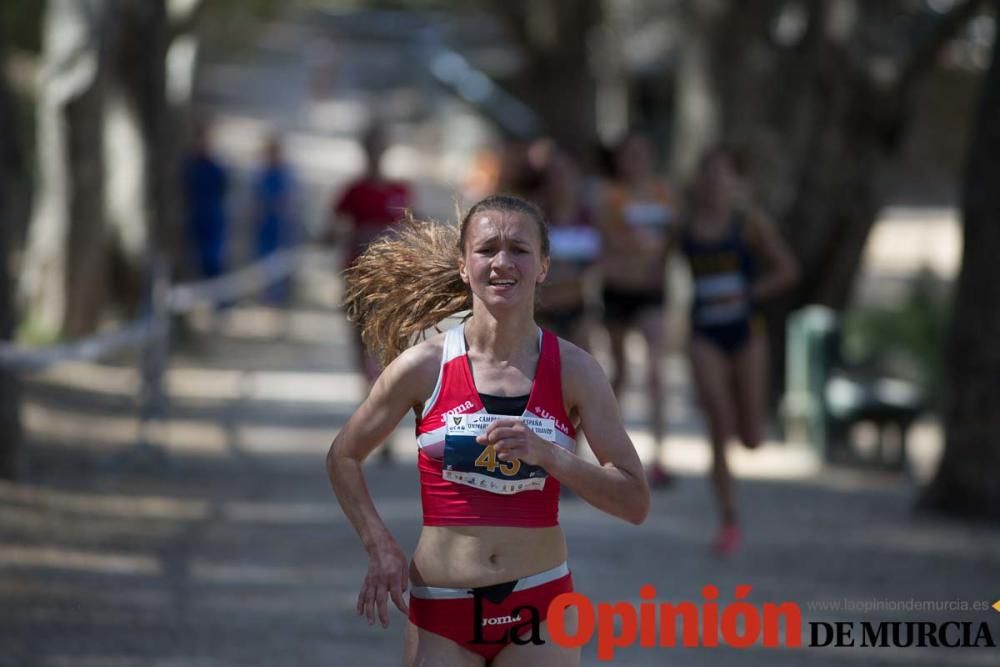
[0,316,159,373]
[0,246,311,374]
[167,247,306,314]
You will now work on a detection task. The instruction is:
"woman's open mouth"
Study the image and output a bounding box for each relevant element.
[488,278,518,292]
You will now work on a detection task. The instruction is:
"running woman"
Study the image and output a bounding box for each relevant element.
[535,145,601,350]
[326,195,649,666]
[600,131,676,486]
[680,147,799,554]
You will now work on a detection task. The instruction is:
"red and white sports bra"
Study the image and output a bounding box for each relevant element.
[415,323,577,527]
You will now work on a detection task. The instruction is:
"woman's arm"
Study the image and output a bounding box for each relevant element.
[552,346,650,524]
[483,343,650,525]
[746,208,800,301]
[326,341,438,627]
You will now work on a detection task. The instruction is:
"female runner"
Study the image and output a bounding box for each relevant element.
[600,131,676,485]
[327,194,649,665]
[680,147,799,554]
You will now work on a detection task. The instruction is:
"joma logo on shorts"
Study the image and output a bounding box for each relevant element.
[440,401,475,423]
[482,614,522,626]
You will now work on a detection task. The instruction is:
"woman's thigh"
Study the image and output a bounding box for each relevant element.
[688,336,738,443]
[403,621,484,667]
[491,611,581,667]
[732,330,769,448]
[636,308,666,360]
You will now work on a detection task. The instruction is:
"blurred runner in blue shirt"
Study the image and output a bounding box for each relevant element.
[254,132,297,305]
[183,121,229,280]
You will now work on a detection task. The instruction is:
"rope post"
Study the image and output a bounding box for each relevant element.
[137,254,171,463]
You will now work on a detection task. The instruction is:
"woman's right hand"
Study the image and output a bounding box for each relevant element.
[357,538,409,628]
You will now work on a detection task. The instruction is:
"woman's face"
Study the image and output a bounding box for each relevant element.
[544,152,579,208]
[459,211,549,311]
[616,135,653,183]
[698,152,736,207]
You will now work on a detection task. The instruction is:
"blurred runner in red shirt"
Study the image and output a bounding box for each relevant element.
[329,123,414,462]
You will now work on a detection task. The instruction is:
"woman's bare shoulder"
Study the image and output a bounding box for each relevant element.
[392,331,445,379]
[556,338,606,385]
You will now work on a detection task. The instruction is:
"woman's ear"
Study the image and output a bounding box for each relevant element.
[458,256,470,285]
[536,255,550,285]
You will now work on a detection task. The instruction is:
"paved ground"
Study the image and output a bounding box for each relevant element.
[2,292,999,667]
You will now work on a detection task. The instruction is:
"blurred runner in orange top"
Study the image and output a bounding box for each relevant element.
[600,131,675,487]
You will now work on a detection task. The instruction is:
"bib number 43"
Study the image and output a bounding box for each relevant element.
[474,446,521,476]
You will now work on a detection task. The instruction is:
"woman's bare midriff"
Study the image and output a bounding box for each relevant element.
[602,248,667,291]
[410,525,567,588]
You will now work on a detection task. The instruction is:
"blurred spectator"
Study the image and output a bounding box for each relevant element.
[330,124,413,273]
[535,144,600,349]
[463,137,546,202]
[328,123,414,462]
[680,146,799,555]
[498,138,546,198]
[183,121,229,280]
[600,131,676,486]
[253,132,298,306]
[464,146,502,201]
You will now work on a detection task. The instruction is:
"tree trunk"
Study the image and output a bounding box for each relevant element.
[922,1,1000,520]
[0,28,23,479]
[667,2,719,181]
[492,0,602,152]
[20,0,111,339]
[104,0,171,312]
[21,0,186,335]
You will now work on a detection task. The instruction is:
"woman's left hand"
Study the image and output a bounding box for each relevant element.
[476,419,554,468]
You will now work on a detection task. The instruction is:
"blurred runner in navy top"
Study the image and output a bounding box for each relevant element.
[680,147,798,555]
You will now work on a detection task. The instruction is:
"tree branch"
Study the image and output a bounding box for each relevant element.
[168,0,208,43]
[898,0,986,93]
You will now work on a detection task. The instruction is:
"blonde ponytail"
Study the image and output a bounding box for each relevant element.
[343,219,469,367]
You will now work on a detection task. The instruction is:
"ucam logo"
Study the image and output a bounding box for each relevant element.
[440,401,475,423]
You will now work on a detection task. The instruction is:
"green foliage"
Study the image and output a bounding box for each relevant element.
[199,0,294,52]
[298,0,478,10]
[16,312,59,346]
[841,267,951,410]
[0,0,43,54]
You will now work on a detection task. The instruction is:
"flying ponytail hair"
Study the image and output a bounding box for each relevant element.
[343,194,549,368]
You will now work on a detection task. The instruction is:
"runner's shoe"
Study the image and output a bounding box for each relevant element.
[712,523,741,556]
[647,463,673,488]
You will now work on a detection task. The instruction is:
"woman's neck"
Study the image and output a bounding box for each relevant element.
[549,194,576,224]
[465,307,538,362]
[624,174,652,193]
[698,195,732,220]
